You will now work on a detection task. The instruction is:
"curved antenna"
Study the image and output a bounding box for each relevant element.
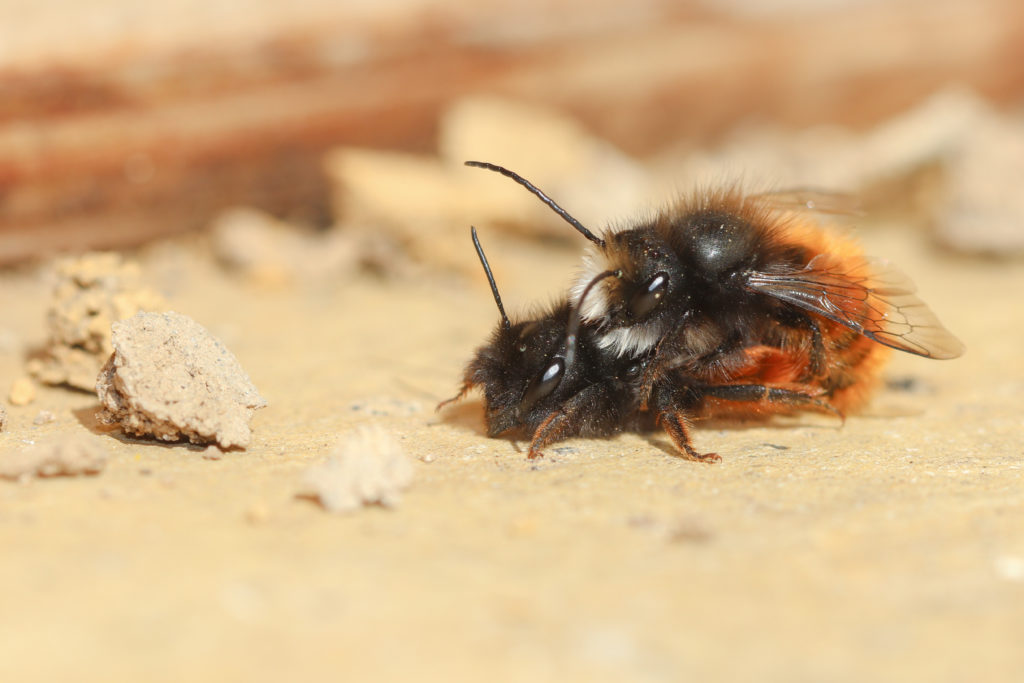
[564,269,616,369]
[465,161,606,248]
[470,226,511,330]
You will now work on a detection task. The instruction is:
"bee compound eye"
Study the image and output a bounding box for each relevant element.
[520,358,565,411]
[627,271,669,320]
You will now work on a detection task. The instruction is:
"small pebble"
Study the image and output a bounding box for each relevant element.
[9,377,36,406]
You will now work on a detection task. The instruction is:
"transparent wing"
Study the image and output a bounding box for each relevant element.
[746,255,964,359]
[750,189,864,216]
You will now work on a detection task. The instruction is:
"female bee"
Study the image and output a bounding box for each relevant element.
[441,227,839,462]
[464,161,964,421]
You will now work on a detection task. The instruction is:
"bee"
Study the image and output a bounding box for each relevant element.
[459,161,964,461]
[439,227,645,459]
[441,228,843,462]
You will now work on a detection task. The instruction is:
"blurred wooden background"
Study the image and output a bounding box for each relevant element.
[2,0,1024,263]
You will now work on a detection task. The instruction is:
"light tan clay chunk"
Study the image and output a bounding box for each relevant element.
[300,425,413,513]
[96,311,266,449]
[29,252,165,390]
[0,437,108,480]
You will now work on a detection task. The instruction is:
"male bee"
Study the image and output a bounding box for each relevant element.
[440,227,646,459]
[457,161,964,461]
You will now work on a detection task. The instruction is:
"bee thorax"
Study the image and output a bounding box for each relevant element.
[597,324,663,356]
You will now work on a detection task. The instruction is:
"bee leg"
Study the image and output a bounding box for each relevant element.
[526,385,621,459]
[703,383,843,420]
[436,383,472,411]
[637,338,676,411]
[807,320,826,379]
[527,410,573,459]
[783,312,827,379]
[656,412,721,463]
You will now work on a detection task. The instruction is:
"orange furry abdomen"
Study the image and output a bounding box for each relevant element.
[700,212,892,420]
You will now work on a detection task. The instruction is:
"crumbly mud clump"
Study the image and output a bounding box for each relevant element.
[299,425,413,513]
[96,311,267,449]
[28,253,165,390]
[0,437,108,480]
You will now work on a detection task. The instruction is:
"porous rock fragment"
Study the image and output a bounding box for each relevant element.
[96,311,266,449]
[299,425,413,513]
[0,406,7,432]
[28,253,165,390]
[0,437,108,480]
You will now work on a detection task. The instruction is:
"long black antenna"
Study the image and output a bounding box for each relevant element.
[564,269,616,370]
[465,161,606,248]
[470,226,511,330]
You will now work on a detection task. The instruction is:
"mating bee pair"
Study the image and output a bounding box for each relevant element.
[441,161,963,463]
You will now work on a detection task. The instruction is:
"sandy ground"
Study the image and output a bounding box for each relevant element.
[0,222,1022,682]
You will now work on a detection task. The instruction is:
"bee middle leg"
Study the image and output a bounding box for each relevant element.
[656,411,721,463]
[649,383,721,463]
[703,383,842,419]
[777,310,827,380]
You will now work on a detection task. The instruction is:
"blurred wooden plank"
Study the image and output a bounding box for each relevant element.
[2,0,1023,263]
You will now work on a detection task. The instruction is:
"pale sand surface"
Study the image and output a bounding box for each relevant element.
[0,226,1021,682]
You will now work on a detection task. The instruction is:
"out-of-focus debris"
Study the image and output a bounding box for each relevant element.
[663,89,987,194]
[9,377,36,406]
[210,207,366,285]
[0,436,108,481]
[28,253,166,390]
[244,502,270,524]
[96,311,267,450]
[325,97,651,272]
[439,97,652,226]
[933,105,1024,255]
[0,328,17,353]
[299,425,413,513]
[32,410,56,425]
[663,88,1024,255]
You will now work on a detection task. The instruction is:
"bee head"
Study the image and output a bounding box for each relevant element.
[464,308,578,436]
[454,227,593,437]
[598,229,684,327]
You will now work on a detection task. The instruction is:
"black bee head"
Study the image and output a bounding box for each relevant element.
[464,304,586,437]
[602,230,684,327]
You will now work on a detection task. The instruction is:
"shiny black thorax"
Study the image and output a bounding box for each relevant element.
[606,208,811,370]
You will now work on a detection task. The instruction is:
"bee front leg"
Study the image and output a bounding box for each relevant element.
[636,337,677,411]
[527,410,573,459]
[436,383,472,411]
[526,384,621,459]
